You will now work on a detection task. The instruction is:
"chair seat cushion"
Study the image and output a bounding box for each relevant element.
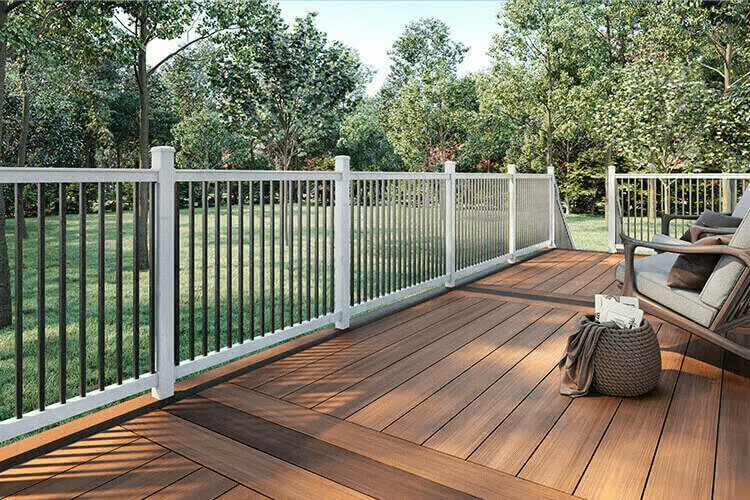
[615,252,718,327]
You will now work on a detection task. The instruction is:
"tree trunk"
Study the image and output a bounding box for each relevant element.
[135,7,150,270]
[0,3,11,327]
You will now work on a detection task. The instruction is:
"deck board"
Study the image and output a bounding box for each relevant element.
[146,467,238,500]
[166,397,474,499]
[347,303,546,431]
[123,411,372,500]
[4,249,749,500]
[0,427,139,497]
[385,309,576,446]
[199,384,575,500]
[573,323,688,500]
[641,336,724,500]
[254,295,477,399]
[6,438,168,500]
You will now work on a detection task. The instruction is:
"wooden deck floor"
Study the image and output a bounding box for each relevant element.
[2,249,749,499]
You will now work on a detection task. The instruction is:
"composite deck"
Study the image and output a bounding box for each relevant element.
[1,249,749,499]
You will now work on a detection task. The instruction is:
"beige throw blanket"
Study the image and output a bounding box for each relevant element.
[558,315,615,397]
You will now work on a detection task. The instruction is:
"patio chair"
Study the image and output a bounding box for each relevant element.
[660,188,750,236]
[616,214,750,362]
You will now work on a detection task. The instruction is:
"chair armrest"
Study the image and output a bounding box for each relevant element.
[660,212,733,235]
[660,213,699,236]
[619,233,750,296]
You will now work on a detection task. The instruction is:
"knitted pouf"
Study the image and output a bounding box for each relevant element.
[591,319,661,397]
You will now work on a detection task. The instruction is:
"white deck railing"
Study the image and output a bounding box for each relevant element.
[0,148,566,442]
[607,165,750,252]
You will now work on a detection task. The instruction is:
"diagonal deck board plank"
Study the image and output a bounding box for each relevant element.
[167,397,473,499]
[215,485,270,500]
[315,301,529,418]
[574,260,622,296]
[232,294,461,389]
[347,304,550,431]
[531,253,609,292]
[6,438,168,500]
[123,411,372,500]
[468,367,572,475]
[385,309,577,446]
[475,250,560,285]
[553,253,623,295]
[514,252,604,291]
[77,452,201,500]
[283,299,498,408]
[518,395,621,494]
[641,336,724,500]
[199,384,577,500]
[146,467,237,500]
[251,296,480,399]
[714,333,750,500]
[481,250,585,286]
[422,312,580,458]
[573,323,688,500]
[0,427,139,497]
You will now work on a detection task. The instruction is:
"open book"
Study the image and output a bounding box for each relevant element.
[594,294,643,329]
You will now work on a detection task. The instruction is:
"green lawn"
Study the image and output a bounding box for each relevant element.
[0,206,609,422]
[565,214,608,251]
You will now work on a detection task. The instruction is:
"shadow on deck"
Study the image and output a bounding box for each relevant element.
[1,249,748,499]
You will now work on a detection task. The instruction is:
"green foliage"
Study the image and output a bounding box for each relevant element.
[337,99,401,171]
[216,10,367,170]
[379,17,475,170]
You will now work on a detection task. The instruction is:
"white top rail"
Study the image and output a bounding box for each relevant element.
[350,171,450,180]
[615,173,750,180]
[174,169,341,182]
[0,167,159,183]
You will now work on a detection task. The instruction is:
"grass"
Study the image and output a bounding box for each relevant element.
[1,198,578,424]
[0,199,452,422]
[565,214,608,251]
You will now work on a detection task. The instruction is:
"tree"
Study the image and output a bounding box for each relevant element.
[337,98,400,171]
[603,59,717,172]
[111,0,266,267]
[216,10,366,171]
[379,17,471,170]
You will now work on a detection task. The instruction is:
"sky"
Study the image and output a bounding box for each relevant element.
[148,1,504,96]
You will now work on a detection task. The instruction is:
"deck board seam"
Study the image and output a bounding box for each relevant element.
[170,396,468,499]
[637,333,692,500]
[67,447,184,499]
[259,296,484,399]
[570,397,624,496]
[345,303,539,427]
[315,300,530,418]
[280,297,491,403]
[399,308,576,446]
[711,349,727,500]
[466,362,562,464]
[244,295,464,391]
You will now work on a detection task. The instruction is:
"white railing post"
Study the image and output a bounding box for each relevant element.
[444,161,456,288]
[151,146,175,399]
[547,165,556,248]
[508,164,517,263]
[334,156,351,329]
[607,165,617,254]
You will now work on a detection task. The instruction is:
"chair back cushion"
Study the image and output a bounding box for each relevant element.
[700,213,750,309]
[733,190,750,217]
